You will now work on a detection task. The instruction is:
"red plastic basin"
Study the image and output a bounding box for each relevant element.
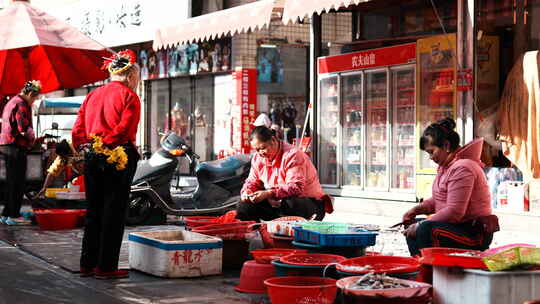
[235,260,276,294]
[280,253,346,267]
[192,221,256,240]
[184,216,218,228]
[420,247,487,269]
[251,249,308,264]
[34,209,81,230]
[271,233,295,249]
[77,209,87,227]
[264,276,337,304]
[336,276,432,304]
[337,256,421,274]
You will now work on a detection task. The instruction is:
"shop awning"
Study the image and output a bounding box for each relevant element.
[153,0,281,50]
[282,0,370,24]
[42,96,85,108]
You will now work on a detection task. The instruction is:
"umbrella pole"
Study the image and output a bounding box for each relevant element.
[21,48,31,83]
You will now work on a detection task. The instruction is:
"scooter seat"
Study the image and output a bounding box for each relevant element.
[196,157,244,176]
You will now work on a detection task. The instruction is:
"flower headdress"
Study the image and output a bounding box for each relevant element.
[102,49,137,75]
[22,80,42,95]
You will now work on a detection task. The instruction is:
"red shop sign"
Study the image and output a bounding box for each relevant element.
[232,68,257,154]
[457,69,473,91]
[318,43,417,74]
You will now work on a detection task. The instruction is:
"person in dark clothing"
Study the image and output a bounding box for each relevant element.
[0,80,41,225]
[72,50,141,279]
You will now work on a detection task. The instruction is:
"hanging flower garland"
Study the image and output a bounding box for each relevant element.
[88,135,128,171]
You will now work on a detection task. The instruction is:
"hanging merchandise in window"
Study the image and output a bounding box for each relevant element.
[257,46,284,83]
[139,38,231,81]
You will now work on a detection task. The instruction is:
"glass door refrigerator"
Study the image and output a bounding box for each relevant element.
[318,75,340,186]
[341,72,363,187]
[391,66,416,191]
[365,70,389,190]
[317,43,417,196]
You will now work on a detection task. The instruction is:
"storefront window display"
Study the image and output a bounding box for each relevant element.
[257,45,309,144]
[257,46,284,83]
[139,39,231,81]
[214,74,234,156]
[143,39,231,163]
[191,77,214,161]
[148,80,169,153]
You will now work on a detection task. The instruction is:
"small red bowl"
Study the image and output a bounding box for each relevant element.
[235,260,276,294]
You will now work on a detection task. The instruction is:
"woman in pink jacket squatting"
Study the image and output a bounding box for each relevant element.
[236,126,326,222]
[402,118,497,256]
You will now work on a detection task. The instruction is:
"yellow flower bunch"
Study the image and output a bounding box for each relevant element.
[90,135,128,170]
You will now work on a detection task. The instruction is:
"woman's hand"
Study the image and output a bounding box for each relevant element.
[34,188,46,199]
[402,222,418,239]
[268,198,281,208]
[240,191,253,203]
[402,208,417,224]
[249,190,273,204]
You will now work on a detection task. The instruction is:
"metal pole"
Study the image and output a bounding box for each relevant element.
[457,0,476,143]
[310,13,322,164]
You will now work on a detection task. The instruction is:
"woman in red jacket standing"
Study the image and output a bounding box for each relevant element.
[72,50,141,279]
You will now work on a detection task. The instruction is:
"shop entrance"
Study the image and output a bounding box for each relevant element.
[147,76,215,173]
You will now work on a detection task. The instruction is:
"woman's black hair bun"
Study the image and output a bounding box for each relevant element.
[438,117,456,131]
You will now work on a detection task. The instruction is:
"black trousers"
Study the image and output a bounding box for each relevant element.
[80,146,139,272]
[406,220,493,256]
[236,196,324,222]
[0,145,27,218]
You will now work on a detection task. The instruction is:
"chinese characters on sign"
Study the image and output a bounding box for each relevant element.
[63,1,142,38]
[318,43,416,74]
[49,0,189,47]
[232,69,257,154]
[351,53,376,68]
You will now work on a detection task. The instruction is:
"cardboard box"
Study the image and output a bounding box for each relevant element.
[507,181,528,212]
[526,179,540,214]
[497,181,529,212]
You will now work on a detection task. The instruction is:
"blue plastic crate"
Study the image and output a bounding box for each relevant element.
[293,227,377,247]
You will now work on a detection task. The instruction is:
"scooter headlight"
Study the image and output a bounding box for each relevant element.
[169,149,185,156]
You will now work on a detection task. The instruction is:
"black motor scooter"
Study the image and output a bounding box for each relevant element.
[127,132,251,225]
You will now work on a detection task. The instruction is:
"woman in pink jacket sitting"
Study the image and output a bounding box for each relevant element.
[236,126,326,222]
[403,118,497,256]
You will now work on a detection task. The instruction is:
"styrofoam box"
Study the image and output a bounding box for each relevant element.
[129,230,223,278]
[527,179,540,214]
[433,266,540,304]
[56,192,86,200]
